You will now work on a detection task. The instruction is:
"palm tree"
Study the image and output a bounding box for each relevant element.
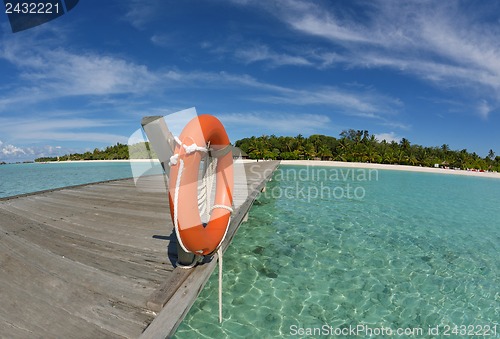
[308,134,322,153]
[295,134,304,150]
[248,138,265,159]
[408,154,418,166]
[488,149,495,160]
[363,137,380,163]
[397,149,408,164]
[283,137,294,153]
[317,144,333,160]
[336,138,350,159]
[400,138,411,151]
[363,146,381,163]
[303,142,316,159]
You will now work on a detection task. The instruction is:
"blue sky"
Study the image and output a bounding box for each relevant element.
[1,0,500,162]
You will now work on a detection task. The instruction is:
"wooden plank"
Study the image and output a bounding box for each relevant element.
[146,269,192,312]
[0,208,172,283]
[141,254,219,339]
[0,176,169,338]
[0,216,154,307]
[0,232,154,338]
[0,201,169,250]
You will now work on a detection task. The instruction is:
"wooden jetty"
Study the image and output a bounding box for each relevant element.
[0,160,279,338]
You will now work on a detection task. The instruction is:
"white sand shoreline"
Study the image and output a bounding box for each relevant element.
[36,159,161,164]
[36,159,257,164]
[280,160,500,179]
[34,159,500,179]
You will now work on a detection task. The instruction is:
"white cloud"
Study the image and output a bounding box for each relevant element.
[0,116,128,144]
[1,143,26,156]
[150,34,170,47]
[380,120,411,131]
[374,132,401,143]
[228,0,500,117]
[0,142,81,162]
[254,86,402,118]
[26,132,128,144]
[123,0,163,29]
[220,112,332,135]
[0,33,159,109]
[290,12,372,44]
[0,32,159,149]
[477,100,492,120]
[229,0,357,41]
[159,69,402,118]
[235,44,312,67]
[161,69,286,92]
[0,18,407,126]
[20,50,155,96]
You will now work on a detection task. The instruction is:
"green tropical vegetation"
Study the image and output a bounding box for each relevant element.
[35,142,155,162]
[34,130,500,172]
[235,130,500,171]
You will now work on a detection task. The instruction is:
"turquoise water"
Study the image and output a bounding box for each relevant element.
[0,161,162,198]
[175,166,499,338]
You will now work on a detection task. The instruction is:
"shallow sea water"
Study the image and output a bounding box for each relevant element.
[175,165,499,338]
[0,161,162,198]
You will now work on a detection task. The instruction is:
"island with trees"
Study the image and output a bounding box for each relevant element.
[234,130,499,172]
[35,142,155,162]
[34,129,499,172]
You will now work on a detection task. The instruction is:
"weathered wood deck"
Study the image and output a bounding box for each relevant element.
[0,160,279,338]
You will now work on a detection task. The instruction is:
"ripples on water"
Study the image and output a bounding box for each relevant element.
[176,166,500,338]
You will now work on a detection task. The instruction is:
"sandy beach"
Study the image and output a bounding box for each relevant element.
[280,160,500,179]
[43,159,258,164]
[38,159,161,164]
[39,158,500,179]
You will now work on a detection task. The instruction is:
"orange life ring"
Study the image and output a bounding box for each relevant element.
[168,115,234,256]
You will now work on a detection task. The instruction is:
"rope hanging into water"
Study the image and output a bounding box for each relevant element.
[218,247,223,323]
